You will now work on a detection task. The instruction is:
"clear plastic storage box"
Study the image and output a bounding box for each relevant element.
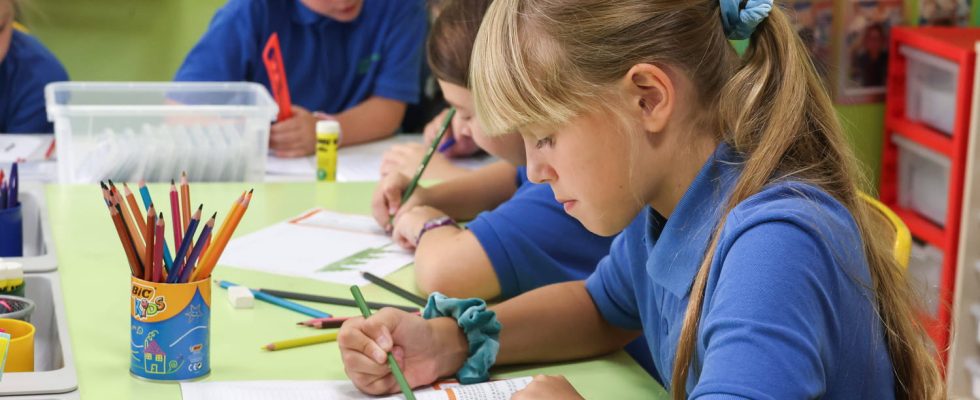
[901,45,959,135]
[45,82,277,183]
[893,135,950,226]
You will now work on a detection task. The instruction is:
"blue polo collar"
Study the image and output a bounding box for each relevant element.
[645,142,742,298]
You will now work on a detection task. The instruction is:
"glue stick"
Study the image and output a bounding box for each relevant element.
[316,120,340,182]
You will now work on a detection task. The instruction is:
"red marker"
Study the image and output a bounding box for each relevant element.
[263,32,293,121]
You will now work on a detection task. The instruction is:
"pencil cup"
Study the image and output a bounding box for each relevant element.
[130,276,210,381]
[0,205,23,257]
[0,318,35,372]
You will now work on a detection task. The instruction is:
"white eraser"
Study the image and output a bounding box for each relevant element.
[227,286,254,309]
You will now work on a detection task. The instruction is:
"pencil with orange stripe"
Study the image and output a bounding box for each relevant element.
[191,189,252,281]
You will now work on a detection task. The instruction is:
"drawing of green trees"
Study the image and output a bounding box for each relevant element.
[319,246,388,272]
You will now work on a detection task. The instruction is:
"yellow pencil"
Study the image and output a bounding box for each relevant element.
[262,332,338,351]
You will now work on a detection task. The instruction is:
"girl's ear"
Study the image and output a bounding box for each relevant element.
[624,63,675,134]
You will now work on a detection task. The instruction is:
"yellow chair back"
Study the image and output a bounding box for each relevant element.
[860,192,912,269]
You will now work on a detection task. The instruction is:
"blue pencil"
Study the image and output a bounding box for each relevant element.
[137,180,174,270]
[0,182,6,209]
[178,213,215,283]
[217,280,331,318]
[9,162,16,207]
[437,135,456,153]
[168,205,202,283]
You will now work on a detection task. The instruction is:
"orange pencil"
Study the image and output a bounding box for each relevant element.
[144,205,156,281]
[190,191,243,279]
[113,185,146,264]
[180,172,191,233]
[124,183,147,237]
[110,201,143,277]
[192,189,252,281]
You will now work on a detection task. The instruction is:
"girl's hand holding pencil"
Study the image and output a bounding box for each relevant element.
[371,172,428,232]
[338,308,467,396]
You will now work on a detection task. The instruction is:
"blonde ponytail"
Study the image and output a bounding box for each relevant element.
[471,1,943,398]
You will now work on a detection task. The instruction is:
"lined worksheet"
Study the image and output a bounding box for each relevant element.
[180,377,533,400]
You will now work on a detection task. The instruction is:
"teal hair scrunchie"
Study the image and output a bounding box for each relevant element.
[422,292,501,384]
[719,0,774,40]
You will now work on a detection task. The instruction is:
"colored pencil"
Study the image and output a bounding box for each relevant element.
[262,332,337,351]
[437,134,456,153]
[192,190,251,281]
[152,214,165,283]
[361,272,427,307]
[9,162,16,207]
[109,205,141,277]
[178,212,215,283]
[1,182,7,209]
[112,185,146,267]
[400,107,455,209]
[144,205,155,281]
[260,289,419,313]
[351,286,415,400]
[169,180,182,261]
[137,180,174,270]
[216,280,331,318]
[99,182,112,207]
[114,200,145,277]
[297,316,351,329]
[169,205,202,283]
[180,172,191,233]
[123,183,147,238]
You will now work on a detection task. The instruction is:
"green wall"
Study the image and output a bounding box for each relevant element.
[16,1,926,187]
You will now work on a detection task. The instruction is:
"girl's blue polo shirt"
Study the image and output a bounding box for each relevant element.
[466,167,656,377]
[0,30,68,133]
[585,143,896,398]
[174,0,426,114]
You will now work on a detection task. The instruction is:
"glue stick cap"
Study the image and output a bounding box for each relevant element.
[316,120,341,135]
[4,262,22,282]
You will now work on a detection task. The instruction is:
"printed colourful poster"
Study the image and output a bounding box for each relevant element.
[838,0,904,104]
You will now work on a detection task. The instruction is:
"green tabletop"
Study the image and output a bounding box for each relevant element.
[46,182,666,399]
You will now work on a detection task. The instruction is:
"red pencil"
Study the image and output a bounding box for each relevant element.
[152,214,165,283]
[170,180,182,250]
[144,205,156,281]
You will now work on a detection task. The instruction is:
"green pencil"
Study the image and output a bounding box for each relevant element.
[351,285,416,400]
[399,107,456,208]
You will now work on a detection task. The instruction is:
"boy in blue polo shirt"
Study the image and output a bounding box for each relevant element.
[175,0,426,157]
[0,0,69,134]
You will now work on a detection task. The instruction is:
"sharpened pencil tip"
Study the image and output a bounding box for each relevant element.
[248,188,254,194]
[198,204,203,211]
[211,212,218,219]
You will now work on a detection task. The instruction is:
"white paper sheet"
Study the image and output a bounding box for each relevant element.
[180,377,533,400]
[217,208,413,285]
[0,135,48,163]
[265,135,496,182]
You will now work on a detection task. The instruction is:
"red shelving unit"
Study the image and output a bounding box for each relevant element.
[881,27,980,366]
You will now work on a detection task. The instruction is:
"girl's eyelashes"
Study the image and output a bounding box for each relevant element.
[535,136,555,149]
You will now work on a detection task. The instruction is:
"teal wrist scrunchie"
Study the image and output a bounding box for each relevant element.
[719,0,774,40]
[422,292,501,384]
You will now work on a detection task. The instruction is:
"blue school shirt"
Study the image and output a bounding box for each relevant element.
[0,30,68,133]
[174,0,426,114]
[585,143,895,398]
[466,166,657,377]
